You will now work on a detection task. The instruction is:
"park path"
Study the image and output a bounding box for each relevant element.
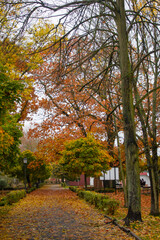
[0,185,134,240]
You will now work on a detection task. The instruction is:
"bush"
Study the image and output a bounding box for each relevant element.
[76,189,109,209]
[0,199,6,206]
[0,190,26,206]
[69,186,78,192]
[83,191,95,204]
[97,188,115,193]
[38,183,44,188]
[102,199,120,215]
[69,186,119,215]
[61,182,67,188]
[27,186,36,193]
[77,189,85,198]
[0,179,7,190]
[94,193,109,209]
[86,186,95,191]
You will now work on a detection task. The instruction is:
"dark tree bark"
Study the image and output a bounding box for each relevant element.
[115,0,142,223]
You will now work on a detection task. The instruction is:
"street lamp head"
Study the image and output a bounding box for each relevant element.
[23,158,27,164]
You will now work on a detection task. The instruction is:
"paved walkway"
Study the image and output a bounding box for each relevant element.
[0,185,134,239]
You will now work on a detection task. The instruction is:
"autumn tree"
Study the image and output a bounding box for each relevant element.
[35,137,66,164]
[20,131,39,152]
[0,3,42,173]
[13,150,52,187]
[60,134,113,189]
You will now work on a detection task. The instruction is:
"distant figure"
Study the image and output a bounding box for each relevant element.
[140,178,145,187]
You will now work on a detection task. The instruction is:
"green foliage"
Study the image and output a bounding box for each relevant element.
[13,150,35,185]
[102,199,120,215]
[14,150,52,187]
[61,182,67,188]
[0,64,23,173]
[76,189,109,208]
[0,64,24,116]
[83,191,98,205]
[52,163,73,182]
[69,186,78,192]
[0,190,26,206]
[97,188,115,193]
[0,116,23,173]
[69,187,119,215]
[0,179,7,190]
[26,186,36,193]
[60,134,113,181]
[26,183,44,193]
[94,193,109,209]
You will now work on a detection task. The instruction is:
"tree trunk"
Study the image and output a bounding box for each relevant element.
[150,144,159,215]
[27,175,31,188]
[133,24,159,215]
[134,86,159,215]
[84,174,87,190]
[61,177,64,183]
[150,31,159,215]
[115,0,142,223]
[114,116,128,207]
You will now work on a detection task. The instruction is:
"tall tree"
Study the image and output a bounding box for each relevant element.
[130,2,160,215]
[60,134,113,189]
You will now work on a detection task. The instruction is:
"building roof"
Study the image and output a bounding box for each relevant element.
[140,172,148,176]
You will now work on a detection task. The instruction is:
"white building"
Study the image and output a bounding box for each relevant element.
[140,171,150,187]
[140,172,151,187]
[90,168,119,187]
[100,168,119,181]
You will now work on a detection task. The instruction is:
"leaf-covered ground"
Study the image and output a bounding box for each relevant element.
[106,191,160,240]
[0,185,134,240]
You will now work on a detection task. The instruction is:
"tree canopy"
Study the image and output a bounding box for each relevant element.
[60,134,113,188]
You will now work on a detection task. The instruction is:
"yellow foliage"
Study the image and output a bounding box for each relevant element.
[0,127,14,154]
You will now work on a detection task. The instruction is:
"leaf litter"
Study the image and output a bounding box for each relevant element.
[0,185,135,240]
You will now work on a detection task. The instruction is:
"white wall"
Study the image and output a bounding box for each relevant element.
[100,168,119,181]
[90,177,94,186]
[140,174,150,187]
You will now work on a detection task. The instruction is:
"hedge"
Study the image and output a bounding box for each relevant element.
[0,190,26,206]
[61,182,67,188]
[27,186,37,193]
[0,179,7,190]
[97,188,115,193]
[69,186,119,215]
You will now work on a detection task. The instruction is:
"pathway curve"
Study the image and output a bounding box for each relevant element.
[0,185,134,239]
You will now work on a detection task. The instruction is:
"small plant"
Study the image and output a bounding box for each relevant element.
[94,193,109,209]
[97,188,115,193]
[27,186,36,193]
[0,190,26,206]
[102,199,120,215]
[0,179,7,190]
[0,198,6,206]
[61,182,67,188]
[83,191,94,204]
[69,186,119,215]
[69,186,78,192]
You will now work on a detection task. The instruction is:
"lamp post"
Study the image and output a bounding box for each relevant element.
[114,166,117,194]
[23,158,27,191]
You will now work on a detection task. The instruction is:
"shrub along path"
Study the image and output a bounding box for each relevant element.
[0,185,135,240]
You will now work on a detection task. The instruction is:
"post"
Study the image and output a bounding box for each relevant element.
[23,158,27,191]
[114,167,117,194]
